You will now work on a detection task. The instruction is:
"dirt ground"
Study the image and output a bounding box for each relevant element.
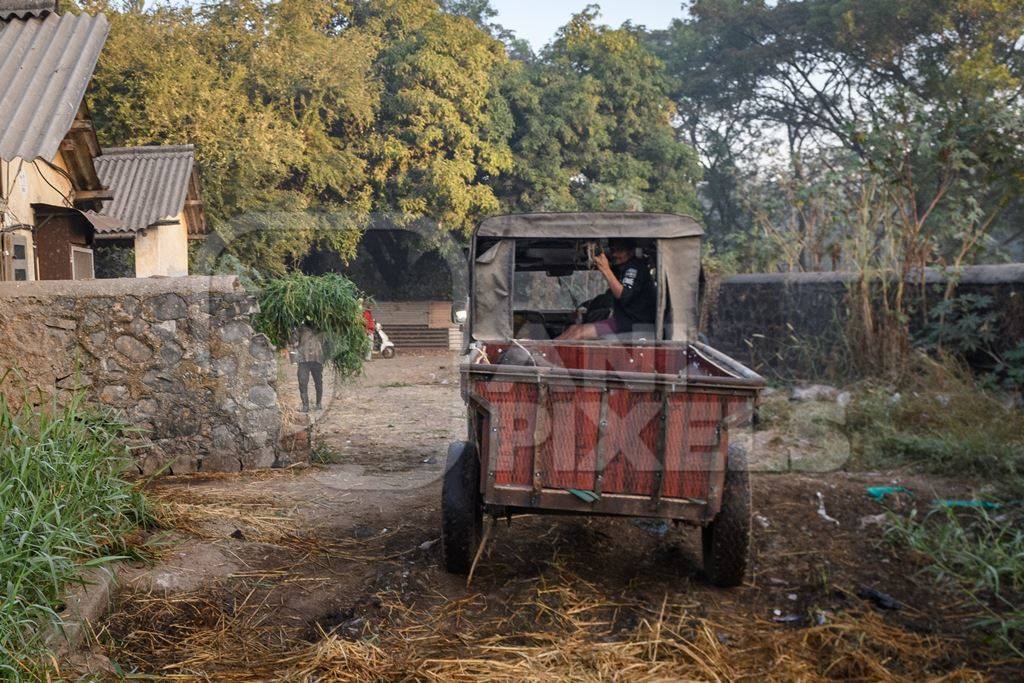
[69,351,1019,681]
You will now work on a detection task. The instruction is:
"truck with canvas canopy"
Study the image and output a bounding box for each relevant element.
[442,212,764,586]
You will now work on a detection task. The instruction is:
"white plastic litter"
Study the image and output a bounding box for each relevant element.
[816,491,840,525]
[859,513,888,529]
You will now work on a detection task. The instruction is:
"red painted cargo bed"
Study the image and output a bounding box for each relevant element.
[461,341,762,521]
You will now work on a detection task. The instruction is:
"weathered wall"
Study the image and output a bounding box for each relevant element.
[0,276,286,474]
[0,154,76,230]
[135,220,189,277]
[705,263,1024,379]
[1,154,77,281]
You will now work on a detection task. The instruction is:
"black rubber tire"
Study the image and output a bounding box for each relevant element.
[701,444,751,587]
[441,441,482,574]
[381,346,396,359]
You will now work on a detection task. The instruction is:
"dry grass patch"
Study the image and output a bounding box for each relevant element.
[100,566,989,682]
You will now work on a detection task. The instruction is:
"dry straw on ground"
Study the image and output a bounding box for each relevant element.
[100,476,999,681]
[99,565,989,682]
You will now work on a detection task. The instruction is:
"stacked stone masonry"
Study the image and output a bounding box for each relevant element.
[0,276,284,474]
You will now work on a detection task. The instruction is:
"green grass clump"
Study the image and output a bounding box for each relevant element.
[847,357,1024,496]
[0,394,147,679]
[254,273,369,377]
[309,442,345,465]
[885,508,1024,656]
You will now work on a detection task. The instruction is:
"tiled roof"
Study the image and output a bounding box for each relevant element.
[94,146,198,231]
[0,10,109,161]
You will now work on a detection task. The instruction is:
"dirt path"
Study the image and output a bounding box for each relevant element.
[71,352,1013,680]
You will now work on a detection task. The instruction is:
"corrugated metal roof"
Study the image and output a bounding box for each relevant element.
[0,11,109,161]
[0,1,56,20]
[94,145,197,231]
[82,209,130,234]
[33,202,128,234]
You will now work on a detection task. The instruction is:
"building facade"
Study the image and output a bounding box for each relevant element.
[0,3,117,281]
[93,145,208,277]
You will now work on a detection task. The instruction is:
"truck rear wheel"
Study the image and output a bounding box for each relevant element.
[701,444,751,587]
[441,441,482,574]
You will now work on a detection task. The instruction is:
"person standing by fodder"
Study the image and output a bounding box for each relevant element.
[290,321,326,412]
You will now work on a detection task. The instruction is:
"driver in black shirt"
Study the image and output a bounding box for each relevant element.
[557,238,656,340]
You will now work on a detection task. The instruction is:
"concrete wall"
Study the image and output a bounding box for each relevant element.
[134,217,189,278]
[704,263,1024,379]
[0,155,75,227]
[0,276,287,474]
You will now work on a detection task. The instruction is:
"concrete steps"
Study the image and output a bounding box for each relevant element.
[382,324,450,348]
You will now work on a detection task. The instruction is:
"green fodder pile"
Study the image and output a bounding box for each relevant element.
[254,273,369,377]
[847,356,1024,495]
[0,393,147,679]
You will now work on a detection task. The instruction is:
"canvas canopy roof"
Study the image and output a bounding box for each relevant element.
[470,213,703,344]
[476,212,703,240]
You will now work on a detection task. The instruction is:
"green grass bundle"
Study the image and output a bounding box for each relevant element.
[0,393,147,678]
[254,273,369,377]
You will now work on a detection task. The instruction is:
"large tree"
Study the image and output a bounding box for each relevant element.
[86,0,703,273]
[651,0,1024,262]
[87,0,379,273]
[353,0,514,235]
[497,8,701,215]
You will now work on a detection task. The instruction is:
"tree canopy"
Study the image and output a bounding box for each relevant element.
[650,0,1024,269]
[82,0,1023,276]
[497,8,700,214]
[85,0,698,274]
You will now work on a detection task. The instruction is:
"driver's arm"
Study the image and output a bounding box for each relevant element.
[595,254,624,299]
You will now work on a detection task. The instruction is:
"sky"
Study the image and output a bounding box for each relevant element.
[489,1,684,50]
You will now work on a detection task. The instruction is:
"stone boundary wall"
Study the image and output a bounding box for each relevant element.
[0,276,287,474]
[704,263,1024,379]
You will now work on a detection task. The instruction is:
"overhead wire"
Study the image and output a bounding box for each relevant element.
[32,159,75,208]
[0,159,26,227]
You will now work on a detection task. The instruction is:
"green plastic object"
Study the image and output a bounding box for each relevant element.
[567,488,600,503]
[930,499,1002,510]
[866,486,912,502]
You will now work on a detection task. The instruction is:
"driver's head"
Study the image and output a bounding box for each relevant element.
[607,238,636,265]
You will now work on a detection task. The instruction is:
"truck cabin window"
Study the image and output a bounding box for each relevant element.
[511,238,659,340]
